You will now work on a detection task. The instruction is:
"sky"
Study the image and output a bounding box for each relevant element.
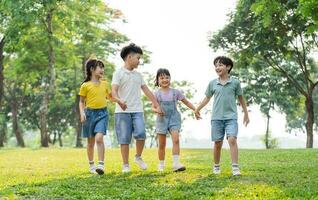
[104,0,317,148]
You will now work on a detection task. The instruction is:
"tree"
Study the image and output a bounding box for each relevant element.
[210,0,318,148]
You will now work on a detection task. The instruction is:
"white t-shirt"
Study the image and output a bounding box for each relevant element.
[111,67,145,113]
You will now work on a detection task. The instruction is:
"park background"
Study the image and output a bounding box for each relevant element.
[1,0,318,199]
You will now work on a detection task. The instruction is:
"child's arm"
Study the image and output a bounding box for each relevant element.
[195,96,211,120]
[238,95,249,126]
[180,98,196,111]
[112,84,127,110]
[141,85,163,114]
[79,96,86,123]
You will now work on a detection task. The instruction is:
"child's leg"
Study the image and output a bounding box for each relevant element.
[171,131,180,156]
[95,133,105,174]
[136,140,145,157]
[95,133,105,162]
[228,136,238,164]
[158,134,166,160]
[87,137,95,162]
[171,130,185,171]
[213,141,223,164]
[121,144,129,164]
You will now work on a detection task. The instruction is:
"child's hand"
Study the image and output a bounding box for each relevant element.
[194,109,202,120]
[80,112,86,123]
[118,100,127,111]
[153,107,165,116]
[243,114,249,126]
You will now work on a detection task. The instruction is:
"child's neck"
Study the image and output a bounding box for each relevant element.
[124,63,134,71]
[219,74,230,81]
[91,76,100,83]
[160,86,170,92]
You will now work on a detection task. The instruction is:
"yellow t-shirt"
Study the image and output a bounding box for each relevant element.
[78,80,111,109]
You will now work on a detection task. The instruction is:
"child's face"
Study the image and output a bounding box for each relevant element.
[127,53,141,68]
[92,65,104,79]
[214,61,230,76]
[158,74,171,88]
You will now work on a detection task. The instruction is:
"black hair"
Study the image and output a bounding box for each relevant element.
[82,59,104,84]
[155,68,170,87]
[120,43,143,60]
[213,56,234,73]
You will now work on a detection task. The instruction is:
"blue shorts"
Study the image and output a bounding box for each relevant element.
[156,111,181,134]
[115,112,146,144]
[211,119,238,141]
[82,108,108,138]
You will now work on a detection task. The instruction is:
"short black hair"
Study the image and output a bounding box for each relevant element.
[213,56,234,73]
[155,68,170,87]
[120,43,143,60]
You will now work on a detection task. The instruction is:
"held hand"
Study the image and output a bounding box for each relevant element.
[80,112,86,123]
[243,114,250,126]
[194,109,202,120]
[118,100,127,111]
[154,107,165,116]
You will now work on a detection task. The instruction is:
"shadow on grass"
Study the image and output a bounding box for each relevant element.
[0,169,294,200]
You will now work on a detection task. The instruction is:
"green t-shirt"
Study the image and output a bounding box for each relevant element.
[205,77,243,120]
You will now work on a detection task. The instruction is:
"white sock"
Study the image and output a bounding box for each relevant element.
[89,161,94,167]
[173,155,180,165]
[159,160,165,166]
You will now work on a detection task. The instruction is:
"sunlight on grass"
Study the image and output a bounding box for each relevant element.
[0,148,317,199]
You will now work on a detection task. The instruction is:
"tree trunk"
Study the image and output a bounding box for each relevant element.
[75,95,83,147]
[265,113,270,149]
[11,97,25,147]
[39,93,49,147]
[58,132,63,147]
[0,117,7,147]
[52,131,57,144]
[39,9,56,147]
[305,95,314,148]
[0,37,4,111]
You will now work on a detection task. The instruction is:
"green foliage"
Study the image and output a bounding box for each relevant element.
[0,0,128,147]
[0,148,317,199]
[210,0,318,139]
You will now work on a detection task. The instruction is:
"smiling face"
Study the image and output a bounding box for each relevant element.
[158,74,171,88]
[126,53,141,69]
[214,61,231,77]
[91,64,104,79]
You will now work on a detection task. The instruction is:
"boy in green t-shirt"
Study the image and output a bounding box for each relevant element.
[195,56,249,176]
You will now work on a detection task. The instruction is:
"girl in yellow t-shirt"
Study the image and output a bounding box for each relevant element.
[79,59,111,175]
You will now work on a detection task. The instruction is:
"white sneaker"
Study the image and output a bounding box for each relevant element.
[134,156,147,170]
[96,164,104,175]
[122,164,131,173]
[158,164,165,172]
[232,166,241,176]
[173,163,186,172]
[213,165,221,175]
[89,165,97,174]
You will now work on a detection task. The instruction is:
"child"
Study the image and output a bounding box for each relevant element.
[79,59,111,175]
[153,68,196,172]
[195,56,249,176]
[111,43,162,173]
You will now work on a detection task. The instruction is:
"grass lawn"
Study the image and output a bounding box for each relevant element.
[0,148,317,199]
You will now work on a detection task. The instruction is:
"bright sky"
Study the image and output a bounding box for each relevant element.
[105,0,316,148]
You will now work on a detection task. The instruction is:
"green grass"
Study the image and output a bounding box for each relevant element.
[0,148,317,199]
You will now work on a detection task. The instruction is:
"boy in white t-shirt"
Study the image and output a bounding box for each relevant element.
[112,43,162,173]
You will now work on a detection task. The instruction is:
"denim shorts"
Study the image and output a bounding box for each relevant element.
[115,112,146,144]
[82,108,108,138]
[211,119,238,141]
[156,111,181,134]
